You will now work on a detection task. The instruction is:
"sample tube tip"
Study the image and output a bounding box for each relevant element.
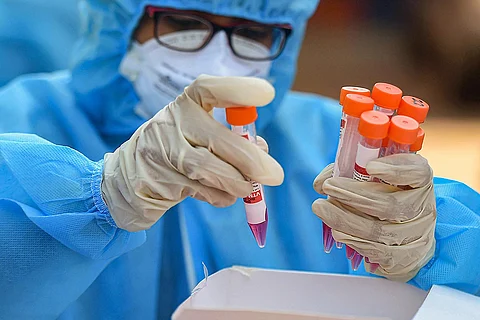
[249,221,268,248]
[351,253,364,271]
[346,246,356,260]
[323,224,335,253]
[248,209,268,248]
[369,263,380,273]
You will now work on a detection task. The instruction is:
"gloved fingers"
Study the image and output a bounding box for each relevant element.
[332,228,435,282]
[133,163,239,208]
[322,177,434,221]
[366,153,433,188]
[190,185,238,208]
[332,227,435,264]
[204,130,283,186]
[149,108,284,186]
[256,135,269,154]
[312,163,334,195]
[183,75,275,112]
[313,197,382,243]
[312,197,435,245]
[181,146,254,198]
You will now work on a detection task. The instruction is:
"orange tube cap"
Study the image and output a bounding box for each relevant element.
[340,86,370,106]
[410,128,425,152]
[343,94,375,117]
[388,115,419,145]
[372,83,403,110]
[358,111,390,140]
[226,106,258,126]
[397,96,429,124]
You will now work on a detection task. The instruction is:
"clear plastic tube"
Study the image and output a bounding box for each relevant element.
[367,115,419,273]
[410,128,425,154]
[375,108,396,157]
[328,115,361,252]
[333,114,362,179]
[379,137,389,158]
[350,137,384,269]
[325,94,374,253]
[385,140,411,156]
[349,111,390,270]
[326,89,369,252]
[372,83,402,156]
[348,136,384,269]
[374,106,395,117]
[366,137,413,273]
[353,137,383,182]
[231,124,268,248]
[323,94,373,253]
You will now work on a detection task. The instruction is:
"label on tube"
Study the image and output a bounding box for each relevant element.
[240,132,267,224]
[353,144,380,182]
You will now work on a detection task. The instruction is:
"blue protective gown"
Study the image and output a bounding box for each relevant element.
[0,0,79,86]
[1,0,480,319]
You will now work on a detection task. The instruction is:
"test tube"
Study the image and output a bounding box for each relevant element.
[340,86,371,107]
[371,83,402,157]
[353,111,390,182]
[397,96,429,155]
[349,111,390,270]
[366,115,419,273]
[371,83,403,117]
[328,86,371,250]
[397,96,429,125]
[379,136,389,158]
[410,128,425,154]
[384,115,419,156]
[225,106,268,248]
[325,94,374,253]
[333,94,375,179]
[335,87,372,171]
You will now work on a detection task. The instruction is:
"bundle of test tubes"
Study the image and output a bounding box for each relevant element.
[324,83,430,272]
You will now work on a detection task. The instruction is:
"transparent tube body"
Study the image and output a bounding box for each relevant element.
[333,113,362,178]
[374,105,396,117]
[324,113,362,253]
[366,138,413,273]
[347,136,384,269]
[353,138,383,182]
[385,140,411,156]
[375,105,396,157]
[231,124,268,248]
[379,147,386,158]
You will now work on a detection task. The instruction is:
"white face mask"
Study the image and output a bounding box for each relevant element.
[120,31,272,120]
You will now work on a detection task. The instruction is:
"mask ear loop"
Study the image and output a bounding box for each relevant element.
[119,42,147,119]
[119,42,144,82]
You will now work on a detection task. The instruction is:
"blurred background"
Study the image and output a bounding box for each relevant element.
[1,0,479,190]
[295,0,480,191]
[0,0,79,86]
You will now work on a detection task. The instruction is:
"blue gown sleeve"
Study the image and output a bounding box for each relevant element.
[410,178,480,295]
[0,133,146,317]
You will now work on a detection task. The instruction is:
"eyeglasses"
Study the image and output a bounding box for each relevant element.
[146,6,292,61]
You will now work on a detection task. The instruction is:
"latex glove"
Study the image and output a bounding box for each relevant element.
[102,75,284,232]
[312,154,436,282]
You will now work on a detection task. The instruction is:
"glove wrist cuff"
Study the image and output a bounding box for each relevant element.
[92,160,118,228]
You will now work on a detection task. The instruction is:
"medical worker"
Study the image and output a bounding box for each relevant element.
[0,1,479,319]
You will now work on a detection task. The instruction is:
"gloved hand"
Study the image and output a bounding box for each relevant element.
[312,154,436,282]
[102,75,284,232]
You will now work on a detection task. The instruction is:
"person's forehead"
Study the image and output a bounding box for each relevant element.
[157,6,269,25]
